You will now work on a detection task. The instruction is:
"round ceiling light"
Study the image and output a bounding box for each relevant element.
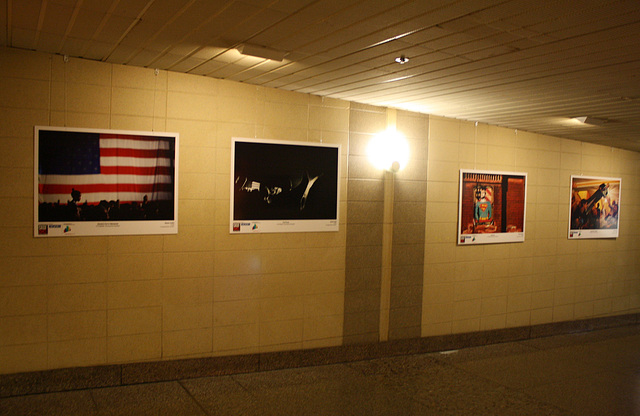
[395,55,409,64]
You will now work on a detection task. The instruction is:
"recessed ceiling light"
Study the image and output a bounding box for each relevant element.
[395,55,409,64]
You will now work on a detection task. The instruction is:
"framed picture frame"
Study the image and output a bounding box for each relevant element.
[230,138,340,233]
[569,175,620,239]
[458,169,527,245]
[35,126,178,237]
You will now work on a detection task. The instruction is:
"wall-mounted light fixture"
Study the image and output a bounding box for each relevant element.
[367,128,410,173]
[236,44,287,61]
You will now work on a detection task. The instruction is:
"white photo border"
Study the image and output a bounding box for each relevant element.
[230,137,340,234]
[568,175,620,239]
[457,169,528,245]
[34,126,179,237]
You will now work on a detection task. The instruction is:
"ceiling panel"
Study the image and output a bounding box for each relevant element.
[2,0,640,150]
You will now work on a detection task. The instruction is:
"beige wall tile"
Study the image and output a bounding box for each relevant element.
[216,96,261,124]
[163,328,213,358]
[452,318,480,334]
[162,277,213,305]
[0,137,29,167]
[0,286,47,316]
[0,167,31,198]
[213,324,259,353]
[0,48,51,79]
[65,84,111,114]
[480,314,506,331]
[0,315,47,346]
[106,235,164,254]
[107,307,162,336]
[506,311,531,327]
[481,296,507,316]
[163,252,214,279]
[112,65,164,90]
[180,199,216,226]
[213,275,260,302]
[109,114,154,131]
[531,308,553,325]
[163,225,215,253]
[107,332,162,363]
[304,293,344,318]
[48,337,107,369]
[421,322,453,337]
[0,78,49,110]
[0,343,48,373]
[107,281,161,309]
[454,280,483,302]
[259,319,304,348]
[452,299,481,320]
[423,283,454,305]
[259,296,304,322]
[108,253,163,281]
[303,314,343,341]
[167,91,217,121]
[163,303,213,331]
[214,299,259,327]
[48,283,107,313]
[309,106,349,132]
[168,71,218,94]
[507,293,532,313]
[111,87,156,116]
[48,310,107,341]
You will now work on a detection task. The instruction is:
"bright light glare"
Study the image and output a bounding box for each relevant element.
[367,129,410,172]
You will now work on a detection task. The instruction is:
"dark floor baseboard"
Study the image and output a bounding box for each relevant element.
[2,313,638,398]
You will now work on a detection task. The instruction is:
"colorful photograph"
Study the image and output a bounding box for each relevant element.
[569,176,620,239]
[458,170,527,245]
[231,138,340,233]
[35,126,178,237]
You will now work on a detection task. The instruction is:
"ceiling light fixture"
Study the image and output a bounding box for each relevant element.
[395,55,409,64]
[236,44,287,61]
[571,116,609,126]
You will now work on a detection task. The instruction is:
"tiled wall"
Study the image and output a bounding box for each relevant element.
[343,103,386,344]
[1,47,639,376]
[0,48,348,374]
[422,117,640,337]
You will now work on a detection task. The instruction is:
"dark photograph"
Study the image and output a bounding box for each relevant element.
[231,138,339,233]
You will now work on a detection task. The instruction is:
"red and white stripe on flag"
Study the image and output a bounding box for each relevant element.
[38,134,174,204]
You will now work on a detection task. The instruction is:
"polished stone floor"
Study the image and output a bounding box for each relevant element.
[2,325,640,415]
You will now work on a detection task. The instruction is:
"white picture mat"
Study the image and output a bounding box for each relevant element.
[34,126,179,237]
[568,175,620,239]
[230,137,340,234]
[457,169,528,245]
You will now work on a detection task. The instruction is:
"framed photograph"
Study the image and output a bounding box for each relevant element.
[35,126,178,237]
[230,138,340,233]
[569,176,620,239]
[458,170,527,245]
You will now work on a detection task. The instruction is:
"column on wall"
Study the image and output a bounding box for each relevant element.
[343,104,428,344]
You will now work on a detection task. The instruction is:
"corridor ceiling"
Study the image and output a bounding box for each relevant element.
[3,0,640,151]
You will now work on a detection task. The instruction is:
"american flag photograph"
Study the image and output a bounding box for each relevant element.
[35,127,178,237]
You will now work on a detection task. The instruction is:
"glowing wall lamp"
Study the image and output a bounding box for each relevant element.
[367,128,410,173]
